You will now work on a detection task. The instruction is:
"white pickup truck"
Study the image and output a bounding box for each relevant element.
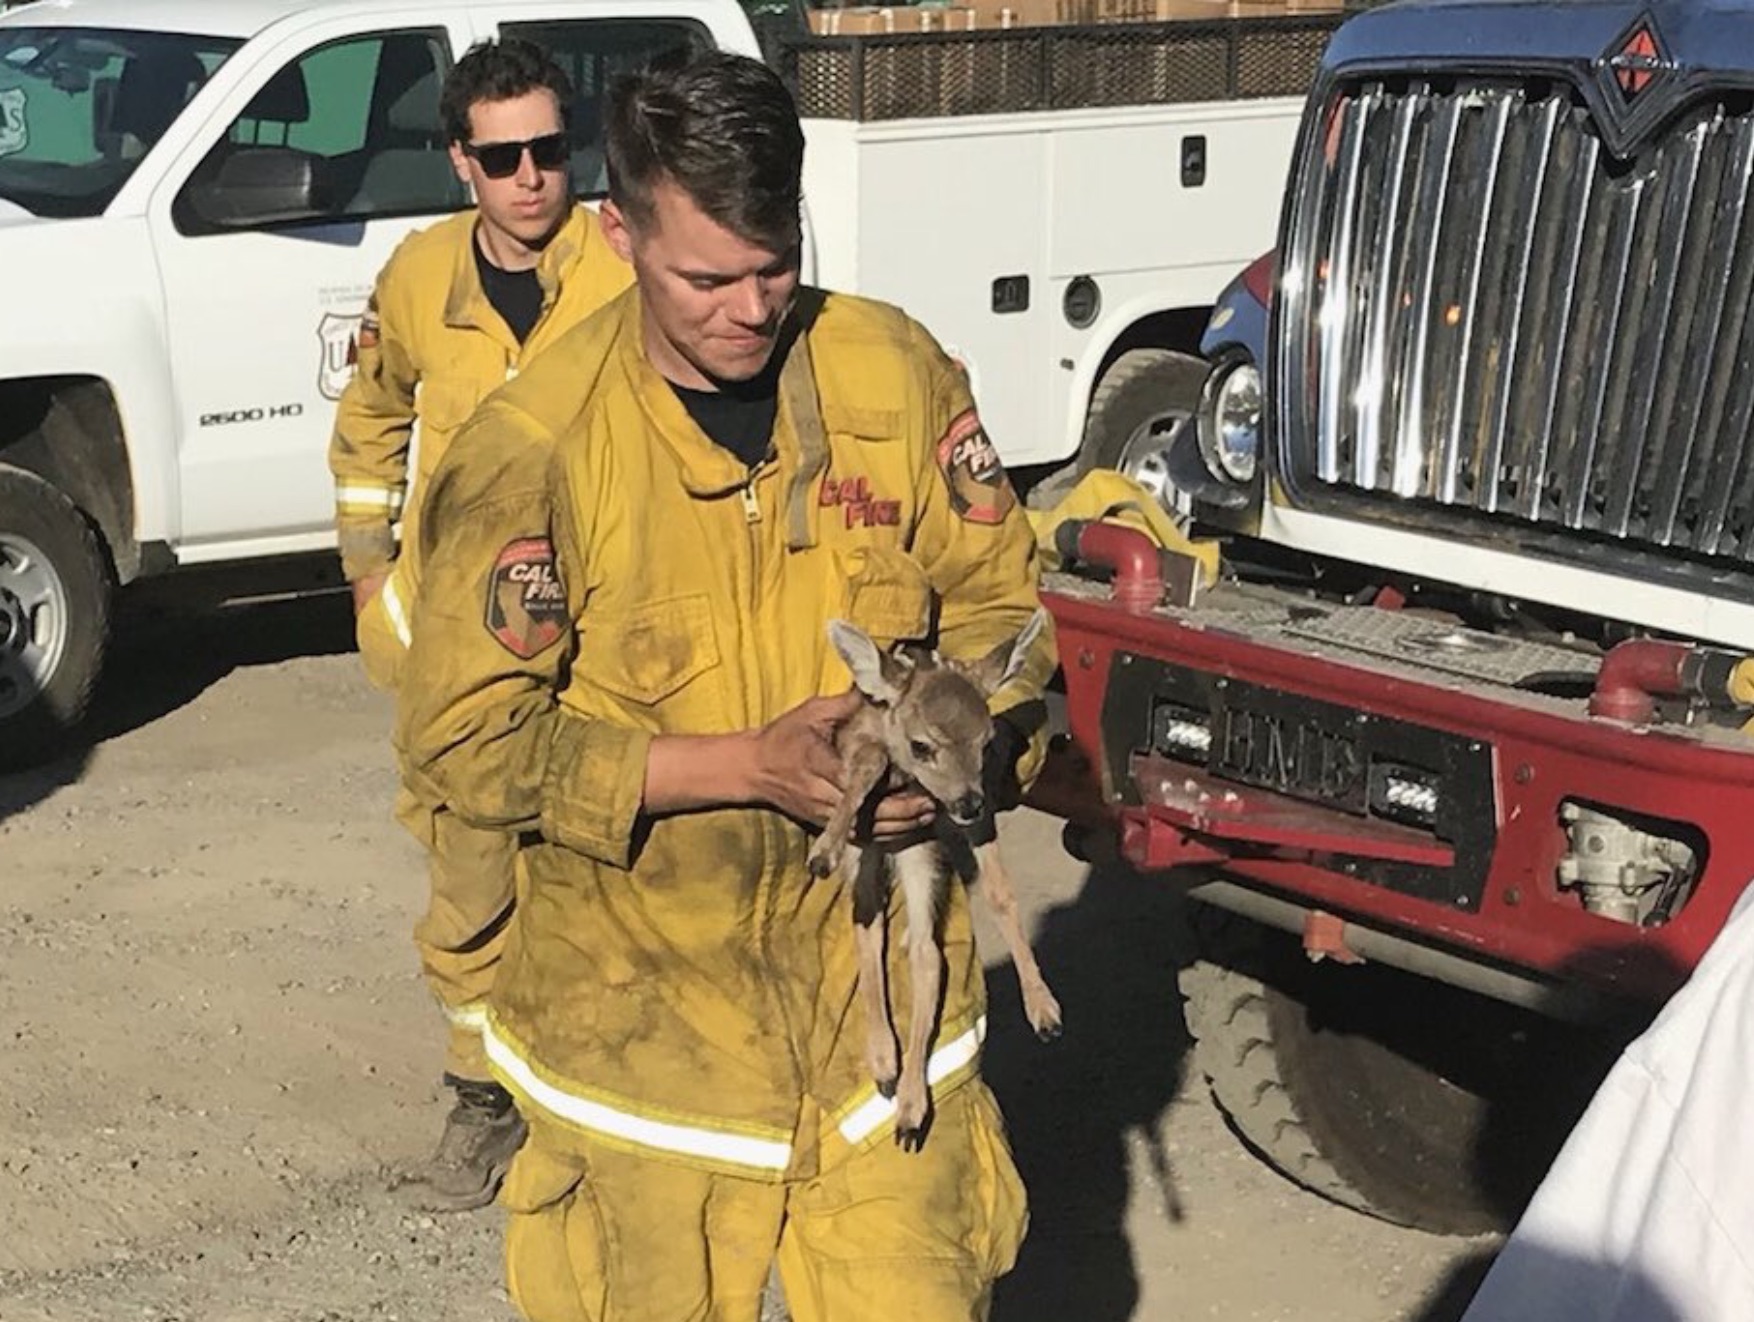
[0,0,1340,760]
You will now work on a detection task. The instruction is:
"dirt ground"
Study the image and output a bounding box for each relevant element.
[0,582,1501,1322]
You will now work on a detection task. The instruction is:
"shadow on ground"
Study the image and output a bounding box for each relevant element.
[1,555,355,815]
[983,852,1195,1322]
[90,557,356,745]
[0,744,90,824]
[1416,1250,1496,1322]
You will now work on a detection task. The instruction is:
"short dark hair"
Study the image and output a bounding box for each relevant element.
[603,52,804,252]
[440,38,574,145]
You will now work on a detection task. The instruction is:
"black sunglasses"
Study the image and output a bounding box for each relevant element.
[463,131,569,180]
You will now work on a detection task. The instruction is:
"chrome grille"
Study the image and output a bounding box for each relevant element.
[1280,81,1754,563]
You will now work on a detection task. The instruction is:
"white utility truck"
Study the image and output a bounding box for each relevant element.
[0,0,1341,759]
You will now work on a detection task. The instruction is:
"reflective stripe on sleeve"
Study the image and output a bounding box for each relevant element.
[335,483,406,515]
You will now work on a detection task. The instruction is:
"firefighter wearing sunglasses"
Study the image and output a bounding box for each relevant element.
[326,37,630,1213]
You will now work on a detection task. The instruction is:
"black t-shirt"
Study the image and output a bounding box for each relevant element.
[667,332,793,469]
[670,376,779,470]
[474,238,544,346]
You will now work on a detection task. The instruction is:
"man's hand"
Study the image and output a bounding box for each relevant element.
[745,691,859,827]
[746,691,934,836]
[643,692,936,832]
[350,572,388,616]
[865,789,937,839]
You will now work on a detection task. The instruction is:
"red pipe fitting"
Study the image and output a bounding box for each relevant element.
[1058,520,1165,614]
[1588,639,1691,724]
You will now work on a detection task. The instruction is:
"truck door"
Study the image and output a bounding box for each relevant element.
[146,17,476,554]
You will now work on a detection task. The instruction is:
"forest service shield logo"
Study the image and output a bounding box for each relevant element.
[317,312,363,401]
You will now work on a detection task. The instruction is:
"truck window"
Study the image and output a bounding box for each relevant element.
[499,20,710,197]
[174,29,466,235]
[0,28,238,218]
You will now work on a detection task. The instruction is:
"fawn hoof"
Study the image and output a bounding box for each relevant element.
[894,1097,930,1151]
[807,852,834,881]
[1025,990,1064,1044]
[867,1036,900,1097]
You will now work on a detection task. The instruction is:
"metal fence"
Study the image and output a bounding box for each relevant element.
[768,13,1350,120]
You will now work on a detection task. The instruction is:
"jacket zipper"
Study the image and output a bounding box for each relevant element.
[741,458,803,1134]
[741,463,765,618]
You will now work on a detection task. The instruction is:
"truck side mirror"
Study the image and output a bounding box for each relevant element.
[184,146,329,228]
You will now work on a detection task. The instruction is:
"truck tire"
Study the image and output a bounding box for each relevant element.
[0,467,111,769]
[1178,905,1614,1236]
[1077,348,1208,505]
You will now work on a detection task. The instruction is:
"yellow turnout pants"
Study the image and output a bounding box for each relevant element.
[501,1082,1028,1322]
[365,591,516,1085]
[394,788,518,1081]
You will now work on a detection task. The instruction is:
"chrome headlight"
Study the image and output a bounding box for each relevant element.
[1199,360,1261,484]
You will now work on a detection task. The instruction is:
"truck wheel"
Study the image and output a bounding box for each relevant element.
[1077,349,1208,509]
[1178,905,1615,1236]
[0,467,111,769]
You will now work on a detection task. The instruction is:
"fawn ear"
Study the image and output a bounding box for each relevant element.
[828,619,909,704]
[966,607,1049,697]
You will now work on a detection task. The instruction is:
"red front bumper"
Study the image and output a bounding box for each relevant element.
[1045,583,1754,1003]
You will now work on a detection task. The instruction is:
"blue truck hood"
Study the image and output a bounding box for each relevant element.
[1328,0,1754,153]
[1335,0,1754,70]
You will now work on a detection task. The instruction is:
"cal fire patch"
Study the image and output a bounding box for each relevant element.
[935,409,1016,525]
[487,537,567,659]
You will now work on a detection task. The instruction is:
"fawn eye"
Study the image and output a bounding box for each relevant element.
[909,739,936,763]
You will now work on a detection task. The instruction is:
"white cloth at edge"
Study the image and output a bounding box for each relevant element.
[1461,886,1754,1322]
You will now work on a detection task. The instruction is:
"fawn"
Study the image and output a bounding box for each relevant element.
[807,610,1061,1147]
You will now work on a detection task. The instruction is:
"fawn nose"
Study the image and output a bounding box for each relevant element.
[949,792,985,825]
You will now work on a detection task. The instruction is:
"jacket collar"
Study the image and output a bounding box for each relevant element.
[620,289,831,550]
[443,203,593,341]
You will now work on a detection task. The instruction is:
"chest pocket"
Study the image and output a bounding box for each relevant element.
[575,592,722,713]
[835,545,933,649]
[816,401,918,549]
[413,379,489,488]
[823,401,904,442]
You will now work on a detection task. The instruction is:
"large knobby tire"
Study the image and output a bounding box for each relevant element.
[1077,348,1208,495]
[1028,348,1209,512]
[1178,905,1619,1237]
[0,466,112,769]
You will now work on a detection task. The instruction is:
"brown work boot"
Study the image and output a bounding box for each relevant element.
[397,1078,527,1213]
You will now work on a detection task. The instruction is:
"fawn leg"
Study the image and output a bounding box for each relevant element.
[890,844,945,1149]
[851,847,899,1097]
[807,743,890,880]
[974,839,1062,1041]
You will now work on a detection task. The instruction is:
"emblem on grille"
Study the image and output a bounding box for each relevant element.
[1604,18,1669,102]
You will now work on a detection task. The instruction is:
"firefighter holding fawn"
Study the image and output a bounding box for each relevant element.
[394,50,1054,1322]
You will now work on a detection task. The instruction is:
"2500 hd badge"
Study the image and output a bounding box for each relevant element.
[200,403,305,428]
